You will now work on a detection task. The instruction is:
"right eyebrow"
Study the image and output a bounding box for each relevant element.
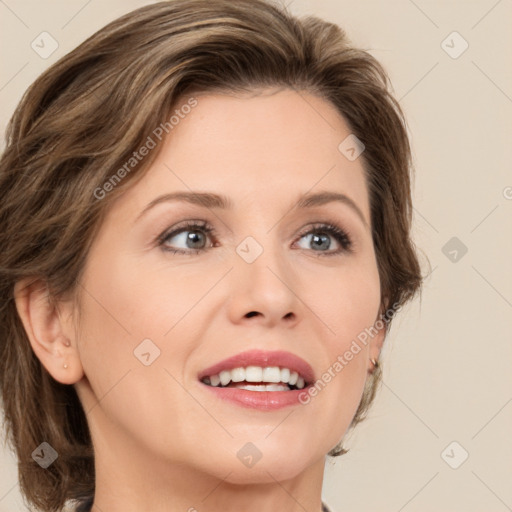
[135,191,233,223]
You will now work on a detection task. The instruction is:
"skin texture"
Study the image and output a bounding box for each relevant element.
[15,88,385,512]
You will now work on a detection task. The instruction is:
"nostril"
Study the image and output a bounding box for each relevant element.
[245,311,259,318]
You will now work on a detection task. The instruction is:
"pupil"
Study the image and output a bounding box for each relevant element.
[312,233,330,250]
[187,231,204,248]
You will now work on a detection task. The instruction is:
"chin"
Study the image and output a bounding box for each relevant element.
[191,436,324,484]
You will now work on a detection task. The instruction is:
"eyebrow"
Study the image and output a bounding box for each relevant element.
[135,190,368,227]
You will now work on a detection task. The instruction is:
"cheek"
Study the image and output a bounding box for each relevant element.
[74,255,162,397]
[302,254,380,422]
[74,259,193,446]
[307,253,381,346]
[78,251,199,339]
[75,251,212,387]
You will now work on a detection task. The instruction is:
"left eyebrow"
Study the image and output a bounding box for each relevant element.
[295,191,369,228]
[134,190,368,228]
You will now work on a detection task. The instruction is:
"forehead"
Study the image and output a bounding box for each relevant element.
[111,88,370,221]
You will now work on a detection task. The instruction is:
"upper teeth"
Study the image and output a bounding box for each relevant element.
[203,366,306,389]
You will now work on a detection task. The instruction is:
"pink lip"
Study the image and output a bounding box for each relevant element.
[198,349,315,384]
[201,386,310,410]
[198,350,315,411]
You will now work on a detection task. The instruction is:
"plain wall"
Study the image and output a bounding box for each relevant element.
[1,1,511,511]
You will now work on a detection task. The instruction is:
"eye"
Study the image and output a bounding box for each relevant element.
[295,222,353,256]
[157,220,353,256]
[157,221,216,254]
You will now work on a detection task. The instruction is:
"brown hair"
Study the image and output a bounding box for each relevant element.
[0,0,423,510]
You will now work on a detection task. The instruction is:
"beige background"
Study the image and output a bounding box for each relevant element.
[1,0,511,511]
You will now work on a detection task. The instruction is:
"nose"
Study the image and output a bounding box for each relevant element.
[226,241,300,328]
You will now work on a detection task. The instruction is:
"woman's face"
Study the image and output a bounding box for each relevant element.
[71,88,384,483]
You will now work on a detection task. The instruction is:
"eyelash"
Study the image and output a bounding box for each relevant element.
[157,220,354,257]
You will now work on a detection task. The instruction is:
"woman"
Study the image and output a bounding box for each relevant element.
[0,1,423,511]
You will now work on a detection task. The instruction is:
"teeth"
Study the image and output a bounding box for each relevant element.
[219,370,231,386]
[245,366,263,382]
[234,383,289,392]
[264,384,288,392]
[231,367,245,382]
[202,366,307,390]
[262,367,281,383]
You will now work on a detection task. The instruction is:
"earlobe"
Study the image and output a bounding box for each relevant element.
[368,307,387,373]
[13,277,84,385]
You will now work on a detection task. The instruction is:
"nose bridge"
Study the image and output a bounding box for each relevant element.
[228,229,299,324]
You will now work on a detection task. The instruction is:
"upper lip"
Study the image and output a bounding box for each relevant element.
[198,349,315,384]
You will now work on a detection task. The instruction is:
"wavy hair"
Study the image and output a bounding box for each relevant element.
[0,1,423,510]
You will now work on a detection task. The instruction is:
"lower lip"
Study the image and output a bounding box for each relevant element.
[200,383,309,410]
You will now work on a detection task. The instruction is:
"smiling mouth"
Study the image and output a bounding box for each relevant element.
[200,365,308,391]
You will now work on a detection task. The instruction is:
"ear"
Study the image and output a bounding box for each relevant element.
[368,305,388,372]
[13,277,84,385]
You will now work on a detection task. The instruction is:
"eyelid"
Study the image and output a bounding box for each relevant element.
[156,217,356,255]
[157,220,217,249]
[294,220,354,254]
